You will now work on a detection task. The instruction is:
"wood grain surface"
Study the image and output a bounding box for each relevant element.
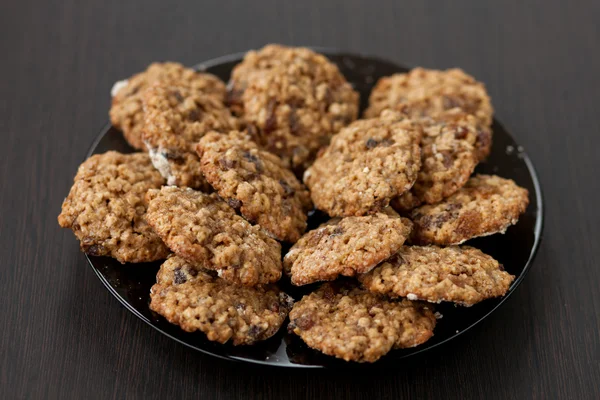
[1,1,599,399]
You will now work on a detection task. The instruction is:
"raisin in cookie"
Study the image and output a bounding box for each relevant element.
[58,151,169,263]
[197,130,312,242]
[232,45,358,173]
[284,212,413,285]
[410,174,529,245]
[364,68,493,160]
[304,110,421,217]
[142,84,238,189]
[359,246,515,307]
[150,256,293,345]
[288,282,436,362]
[145,186,282,286]
[110,62,226,150]
[392,110,480,212]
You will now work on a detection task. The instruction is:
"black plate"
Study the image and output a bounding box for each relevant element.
[85,50,544,368]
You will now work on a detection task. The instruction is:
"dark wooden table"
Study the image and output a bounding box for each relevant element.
[2,1,599,398]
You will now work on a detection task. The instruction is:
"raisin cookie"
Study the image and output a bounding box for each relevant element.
[110,62,226,150]
[359,246,515,306]
[288,282,436,362]
[58,151,169,263]
[284,212,413,285]
[304,110,421,217]
[364,68,493,160]
[145,186,282,286]
[231,45,359,172]
[392,110,480,212]
[197,130,312,242]
[150,256,293,345]
[410,174,529,245]
[142,84,238,189]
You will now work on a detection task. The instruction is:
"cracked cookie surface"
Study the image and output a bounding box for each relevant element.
[150,256,293,345]
[58,151,169,263]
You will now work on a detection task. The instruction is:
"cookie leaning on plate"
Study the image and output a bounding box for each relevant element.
[359,246,515,307]
[304,109,422,217]
[145,186,282,287]
[288,282,436,363]
[58,151,169,263]
[110,62,226,150]
[150,256,294,345]
[197,130,312,242]
[410,174,529,245]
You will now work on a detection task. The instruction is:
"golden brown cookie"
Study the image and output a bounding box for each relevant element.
[197,130,312,242]
[145,186,282,286]
[410,174,529,245]
[304,110,422,217]
[110,62,226,150]
[58,151,169,263]
[364,68,493,160]
[288,282,436,362]
[230,45,359,173]
[392,110,480,212]
[284,212,413,285]
[142,84,238,189]
[150,256,293,345]
[359,246,515,306]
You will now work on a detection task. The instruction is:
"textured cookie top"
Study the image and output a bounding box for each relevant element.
[58,151,169,263]
[392,110,480,212]
[142,84,238,189]
[145,186,282,286]
[231,45,359,172]
[359,246,515,306]
[110,62,226,150]
[284,212,413,285]
[410,174,529,245]
[197,131,312,242]
[288,282,436,362]
[304,110,422,217]
[150,256,293,345]
[364,67,494,129]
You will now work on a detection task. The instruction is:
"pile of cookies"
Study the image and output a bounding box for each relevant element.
[58,44,529,363]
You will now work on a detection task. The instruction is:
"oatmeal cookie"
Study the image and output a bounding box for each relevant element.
[145,186,282,286]
[150,256,293,345]
[392,110,480,211]
[304,110,421,217]
[197,130,311,242]
[359,246,515,306]
[110,62,226,150]
[58,151,169,263]
[288,282,436,362]
[410,174,529,245]
[284,212,413,285]
[231,45,358,172]
[142,84,238,189]
[364,68,493,160]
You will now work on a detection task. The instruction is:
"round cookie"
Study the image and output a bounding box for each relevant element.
[392,110,480,212]
[145,186,282,286]
[410,174,530,245]
[110,62,226,150]
[284,212,413,285]
[58,151,169,263]
[364,68,493,160]
[197,130,312,242]
[288,282,436,363]
[304,110,422,217]
[359,246,515,307]
[232,45,359,173]
[142,84,238,189]
[150,256,294,345]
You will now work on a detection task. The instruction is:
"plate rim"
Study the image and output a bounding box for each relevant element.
[84,49,545,369]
